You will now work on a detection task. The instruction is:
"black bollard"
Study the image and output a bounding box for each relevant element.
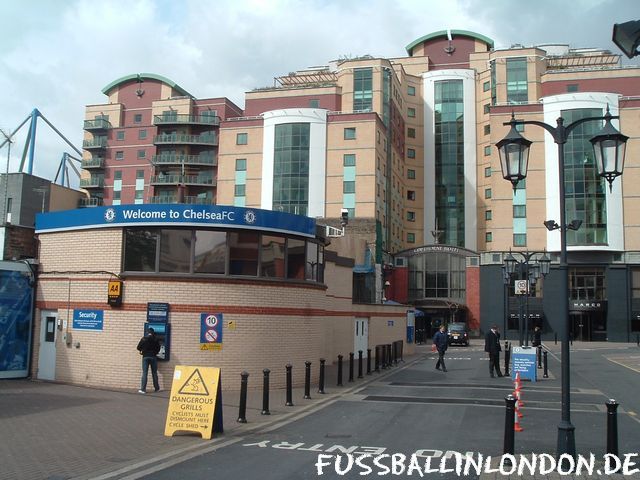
[285,364,294,406]
[348,352,354,382]
[358,350,363,378]
[393,342,398,366]
[570,332,573,346]
[237,371,249,423]
[381,345,387,370]
[337,354,343,386]
[366,348,372,375]
[543,350,549,378]
[637,333,639,347]
[387,344,392,368]
[304,361,312,399]
[374,346,380,373]
[399,340,404,362]
[318,358,326,394]
[606,399,619,456]
[261,368,271,415]
[537,346,542,369]
[504,394,516,457]
[555,332,557,345]
[504,342,510,377]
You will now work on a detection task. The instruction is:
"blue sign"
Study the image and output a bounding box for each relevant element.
[35,205,316,237]
[200,313,223,344]
[147,302,169,323]
[511,346,537,382]
[73,310,104,331]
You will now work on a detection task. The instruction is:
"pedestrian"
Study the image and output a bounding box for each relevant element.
[433,324,448,372]
[532,326,542,347]
[136,327,161,393]
[484,324,503,378]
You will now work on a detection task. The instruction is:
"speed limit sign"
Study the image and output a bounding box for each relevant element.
[515,280,529,295]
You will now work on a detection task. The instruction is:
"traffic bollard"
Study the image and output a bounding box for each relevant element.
[537,346,542,369]
[348,352,354,382]
[237,371,249,423]
[261,368,271,415]
[358,350,363,378]
[337,354,343,386]
[504,394,516,457]
[318,358,326,394]
[504,342,510,377]
[570,332,573,346]
[381,345,387,370]
[374,346,380,373]
[304,361,312,399]
[387,344,392,368]
[366,348,372,375]
[555,333,557,345]
[285,364,294,406]
[637,333,639,347]
[400,340,404,362]
[543,351,549,378]
[393,342,398,365]
[606,399,619,456]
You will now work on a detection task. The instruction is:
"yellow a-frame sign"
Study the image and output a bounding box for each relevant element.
[164,365,223,439]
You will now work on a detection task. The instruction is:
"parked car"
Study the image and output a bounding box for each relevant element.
[447,323,469,346]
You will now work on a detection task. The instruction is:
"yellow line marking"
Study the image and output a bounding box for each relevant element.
[606,357,640,373]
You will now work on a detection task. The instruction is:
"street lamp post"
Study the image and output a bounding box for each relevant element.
[496,108,628,459]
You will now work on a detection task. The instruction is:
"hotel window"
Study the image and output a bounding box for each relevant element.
[407,232,416,243]
[485,188,492,199]
[407,169,416,180]
[343,181,355,194]
[513,205,526,218]
[484,145,492,156]
[309,99,320,108]
[506,57,528,104]
[408,107,416,118]
[234,185,246,196]
[115,151,124,161]
[407,85,416,96]
[407,148,416,159]
[484,166,492,177]
[343,154,356,166]
[483,81,490,92]
[353,68,373,111]
[236,133,248,145]
[116,130,125,141]
[407,211,416,222]
[235,158,247,171]
[485,210,492,220]
[486,232,493,242]
[273,123,310,215]
[407,190,416,201]
[138,149,146,159]
[139,129,147,140]
[484,125,491,135]
[483,104,490,114]
[407,127,416,138]
[513,233,527,247]
[134,114,142,124]
[344,127,356,140]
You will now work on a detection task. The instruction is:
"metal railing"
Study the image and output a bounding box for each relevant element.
[78,197,103,207]
[153,114,220,126]
[153,133,218,145]
[81,158,104,169]
[83,118,112,130]
[82,137,108,149]
[151,154,216,166]
[150,174,216,186]
[79,177,105,188]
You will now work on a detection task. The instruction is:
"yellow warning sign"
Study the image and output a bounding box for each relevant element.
[164,365,223,440]
[200,343,222,351]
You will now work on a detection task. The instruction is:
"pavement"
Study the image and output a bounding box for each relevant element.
[0,341,638,480]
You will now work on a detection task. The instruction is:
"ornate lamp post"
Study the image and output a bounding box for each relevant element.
[496,108,628,459]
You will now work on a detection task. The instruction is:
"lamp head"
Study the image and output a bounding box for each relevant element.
[544,220,560,231]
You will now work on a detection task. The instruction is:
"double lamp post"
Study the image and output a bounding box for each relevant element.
[496,108,628,458]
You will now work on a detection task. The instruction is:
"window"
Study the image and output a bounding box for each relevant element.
[234,184,246,196]
[484,166,492,177]
[287,238,306,279]
[115,151,124,161]
[343,154,356,166]
[483,81,490,92]
[236,133,248,145]
[407,148,416,159]
[343,181,355,194]
[135,190,144,200]
[113,191,121,200]
[194,231,227,274]
[139,129,147,140]
[273,123,310,215]
[134,114,142,124]
[407,190,416,201]
[513,205,527,218]
[407,233,416,243]
[567,84,579,93]
[261,235,285,278]
[407,211,416,222]
[483,104,490,114]
[229,232,258,276]
[407,169,416,180]
[485,188,492,199]
[124,229,158,271]
[513,233,527,247]
[136,170,145,179]
[407,85,416,96]
[116,131,125,141]
[353,68,373,111]
[486,232,493,242]
[485,210,492,220]
[506,57,528,104]
[235,158,247,171]
[309,99,320,108]
[484,145,492,156]
[408,107,416,118]
[407,128,416,138]
[484,124,491,135]
[344,128,356,140]
[114,170,122,181]
[138,149,146,159]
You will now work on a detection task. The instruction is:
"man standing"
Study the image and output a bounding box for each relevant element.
[137,327,161,393]
[433,324,448,372]
[484,325,503,378]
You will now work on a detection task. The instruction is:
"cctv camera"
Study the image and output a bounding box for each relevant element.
[340,208,349,227]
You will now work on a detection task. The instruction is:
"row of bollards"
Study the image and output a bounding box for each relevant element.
[237,341,405,424]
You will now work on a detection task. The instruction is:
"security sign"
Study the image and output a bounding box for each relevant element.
[200,313,223,349]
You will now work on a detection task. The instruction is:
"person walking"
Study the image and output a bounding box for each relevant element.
[433,324,448,372]
[484,324,503,378]
[137,327,161,393]
[532,326,542,347]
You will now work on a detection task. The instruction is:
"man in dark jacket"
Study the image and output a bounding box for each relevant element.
[484,325,503,378]
[433,325,448,372]
[137,327,161,393]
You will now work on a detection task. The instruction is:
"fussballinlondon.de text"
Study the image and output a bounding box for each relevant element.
[315,452,640,477]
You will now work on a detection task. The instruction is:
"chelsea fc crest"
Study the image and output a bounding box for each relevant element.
[104,208,116,222]
[244,210,256,224]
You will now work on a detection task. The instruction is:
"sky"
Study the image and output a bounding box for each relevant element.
[0,0,637,186]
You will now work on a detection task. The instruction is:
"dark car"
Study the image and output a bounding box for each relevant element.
[447,323,469,346]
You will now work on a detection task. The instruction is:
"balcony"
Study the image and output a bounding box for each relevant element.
[80,176,105,188]
[83,118,112,131]
[78,197,104,207]
[183,195,214,205]
[149,195,178,204]
[83,137,107,150]
[150,174,216,186]
[81,157,104,169]
[151,154,217,166]
[153,133,218,146]
[153,113,220,126]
